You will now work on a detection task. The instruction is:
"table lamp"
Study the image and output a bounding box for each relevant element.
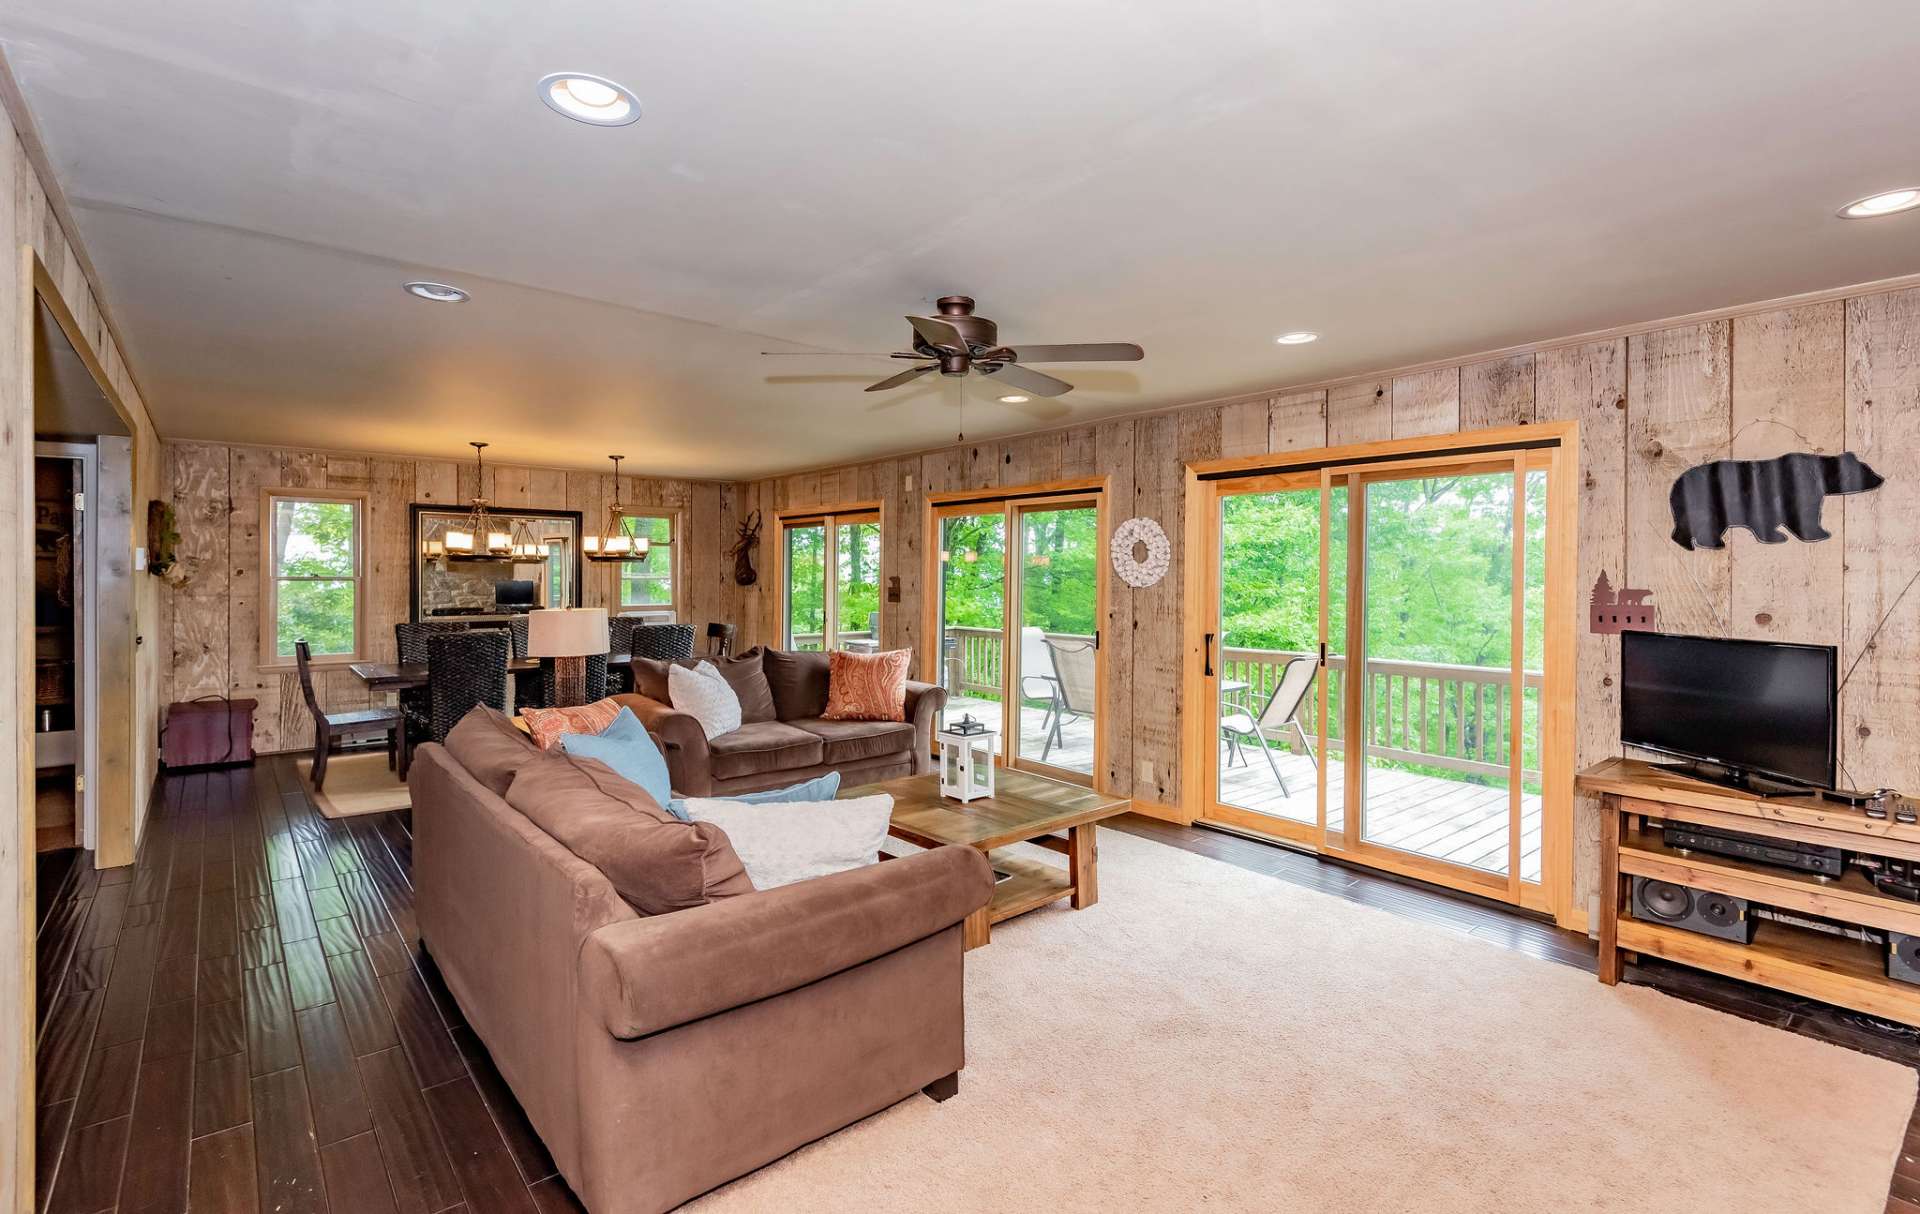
[528,607,609,707]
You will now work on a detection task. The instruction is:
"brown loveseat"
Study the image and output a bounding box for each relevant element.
[613,647,943,797]
[412,708,993,1214]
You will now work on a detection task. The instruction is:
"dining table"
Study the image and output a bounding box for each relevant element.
[348,652,637,693]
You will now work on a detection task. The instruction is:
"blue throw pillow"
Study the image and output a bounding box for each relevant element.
[666,770,840,823]
[559,708,673,810]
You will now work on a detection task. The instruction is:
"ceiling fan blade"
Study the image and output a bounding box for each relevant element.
[978,362,1073,397]
[759,351,901,357]
[1004,343,1144,363]
[907,315,969,352]
[864,363,939,393]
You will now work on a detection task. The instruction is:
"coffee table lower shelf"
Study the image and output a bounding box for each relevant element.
[987,851,1074,922]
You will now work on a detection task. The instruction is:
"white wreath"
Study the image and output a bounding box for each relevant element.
[1110,517,1171,588]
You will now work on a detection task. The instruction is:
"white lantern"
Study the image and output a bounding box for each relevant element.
[937,725,997,803]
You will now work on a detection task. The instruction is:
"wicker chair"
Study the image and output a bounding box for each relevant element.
[427,629,511,746]
[630,623,696,660]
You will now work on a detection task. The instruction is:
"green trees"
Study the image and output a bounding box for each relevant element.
[272,498,357,656]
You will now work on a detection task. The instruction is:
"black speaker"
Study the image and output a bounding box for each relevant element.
[1888,933,1920,985]
[1630,877,1757,944]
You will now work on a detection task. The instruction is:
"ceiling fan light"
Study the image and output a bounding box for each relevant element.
[1840,188,1920,218]
[999,394,1030,404]
[1275,331,1319,345]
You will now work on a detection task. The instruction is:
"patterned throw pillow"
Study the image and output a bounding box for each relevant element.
[668,661,743,740]
[519,697,623,750]
[822,648,911,722]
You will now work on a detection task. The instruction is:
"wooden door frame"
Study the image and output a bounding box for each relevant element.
[1181,422,1580,926]
[920,477,1110,789]
[771,500,884,651]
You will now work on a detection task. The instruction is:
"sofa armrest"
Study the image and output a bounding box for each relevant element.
[904,681,946,775]
[579,844,992,1040]
[611,693,712,796]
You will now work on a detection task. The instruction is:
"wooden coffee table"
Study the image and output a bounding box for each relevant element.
[850,768,1130,949]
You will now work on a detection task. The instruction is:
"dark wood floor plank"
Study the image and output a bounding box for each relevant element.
[378,964,465,1089]
[193,1048,252,1138]
[198,954,242,1005]
[451,1027,555,1186]
[361,931,411,976]
[284,937,336,1011]
[78,882,131,952]
[36,988,103,1106]
[151,954,198,1006]
[325,945,401,1056]
[245,963,301,1076]
[316,915,362,958]
[240,924,284,969]
[73,1037,142,1128]
[68,945,116,994]
[251,1065,328,1214]
[158,882,202,960]
[199,884,239,959]
[189,1125,258,1214]
[320,1132,400,1214]
[238,894,275,932]
[425,1077,539,1214]
[118,1050,194,1214]
[47,1112,130,1214]
[94,920,160,1047]
[360,1046,463,1214]
[273,877,320,944]
[336,870,395,940]
[34,1097,75,1214]
[296,1002,375,1146]
[143,991,198,1060]
[308,885,350,923]
[528,1176,586,1214]
[196,996,247,1062]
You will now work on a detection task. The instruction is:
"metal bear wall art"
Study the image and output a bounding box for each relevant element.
[1668,451,1883,551]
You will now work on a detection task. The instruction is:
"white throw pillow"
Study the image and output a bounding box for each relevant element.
[668,660,742,740]
[681,794,894,889]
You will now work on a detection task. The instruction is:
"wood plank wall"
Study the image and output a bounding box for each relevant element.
[2,102,167,1209]
[160,442,741,755]
[739,286,1920,922]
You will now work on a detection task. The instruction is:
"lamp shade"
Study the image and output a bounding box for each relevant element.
[527,607,609,658]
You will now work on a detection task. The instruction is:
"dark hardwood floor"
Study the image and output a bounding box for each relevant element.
[31,758,1920,1212]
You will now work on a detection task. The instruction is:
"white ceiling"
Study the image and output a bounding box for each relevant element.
[6,1,1920,479]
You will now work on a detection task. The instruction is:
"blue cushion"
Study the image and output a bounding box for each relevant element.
[559,708,672,809]
[666,771,841,823]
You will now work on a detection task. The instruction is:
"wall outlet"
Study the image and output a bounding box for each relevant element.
[904,473,915,492]
[1138,759,1153,785]
[134,546,148,572]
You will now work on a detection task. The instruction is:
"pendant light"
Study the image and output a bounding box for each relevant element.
[584,455,651,563]
[444,441,548,563]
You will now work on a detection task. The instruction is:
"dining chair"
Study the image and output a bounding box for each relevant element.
[1220,655,1318,796]
[706,621,736,657]
[295,640,401,791]
[427,629,512,747]
[630,623,696,660]
[540,653,608,707]
[1040,635,1098,764]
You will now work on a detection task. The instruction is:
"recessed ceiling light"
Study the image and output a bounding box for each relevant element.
[1839,188,1920,219]
[1275,331,1319,345]
[999,394,1031,404]
[538,72,640,126]
[404,281,469,303]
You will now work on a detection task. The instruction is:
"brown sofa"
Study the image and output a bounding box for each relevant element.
[412,709,993,1213]
[614,647,944,797]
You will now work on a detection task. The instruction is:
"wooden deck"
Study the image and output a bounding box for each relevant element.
[950,696,1542,884]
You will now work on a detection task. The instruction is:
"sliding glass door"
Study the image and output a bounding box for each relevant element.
[781,509,881,651]
[1199,442,1563,910]
[932,488,1106,783]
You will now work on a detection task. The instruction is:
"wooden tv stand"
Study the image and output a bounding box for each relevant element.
[1578,757,1920,1027]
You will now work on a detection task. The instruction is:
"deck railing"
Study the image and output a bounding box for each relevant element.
[931,628,1541,783]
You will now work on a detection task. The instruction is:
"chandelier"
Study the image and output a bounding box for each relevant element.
[583,455,651,563]
[442,441,549,564]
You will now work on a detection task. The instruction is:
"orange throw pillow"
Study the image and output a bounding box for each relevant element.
[822,649,911,722]
[519,697,623,750]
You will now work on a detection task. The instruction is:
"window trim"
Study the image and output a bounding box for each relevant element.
[615,508,682,621]
[261,487,368,669]
[774,501,885,651]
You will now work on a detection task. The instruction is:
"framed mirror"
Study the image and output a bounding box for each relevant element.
[409,504,582,622]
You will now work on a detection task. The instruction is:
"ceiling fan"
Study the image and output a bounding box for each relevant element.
[762,295,1143,398]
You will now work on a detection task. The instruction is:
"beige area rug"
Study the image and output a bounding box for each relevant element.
[292,752,410,819]
[690,830,1913,1213]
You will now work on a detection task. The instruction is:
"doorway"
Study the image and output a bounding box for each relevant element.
[1191,428,1574,915]
[32,445,96,856]
[928,485,1106,785]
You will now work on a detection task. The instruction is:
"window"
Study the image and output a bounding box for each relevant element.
[265,490,365,663]
[781,509,881,651]
[618,513,677,617]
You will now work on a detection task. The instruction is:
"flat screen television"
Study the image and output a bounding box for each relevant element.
[1619,631,1837,790]
[493,579,537,608]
